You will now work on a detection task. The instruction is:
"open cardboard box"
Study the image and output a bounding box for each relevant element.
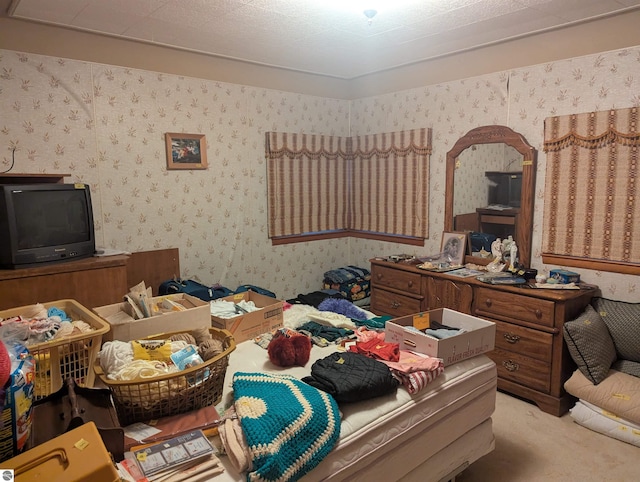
[210,291,283,343]
[384,308,496,365]
[94,293,210,341]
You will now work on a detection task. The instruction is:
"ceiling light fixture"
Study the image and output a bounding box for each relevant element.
[363,8,377,25]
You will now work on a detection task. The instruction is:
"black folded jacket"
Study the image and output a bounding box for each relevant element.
[302,351,399,403]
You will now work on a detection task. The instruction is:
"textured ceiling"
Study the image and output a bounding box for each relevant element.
[7,0,640,79]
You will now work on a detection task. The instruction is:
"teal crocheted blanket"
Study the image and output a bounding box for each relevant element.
[232,372,341,482]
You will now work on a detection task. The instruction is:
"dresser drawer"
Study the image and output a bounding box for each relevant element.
[487,348,551,393]
[371,265,422,295]
[370,288,422,317]
[493,319,553,363]
[474,287,556,328]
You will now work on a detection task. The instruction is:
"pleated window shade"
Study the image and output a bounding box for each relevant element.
[542,107,639,271]
[265,128,431,241]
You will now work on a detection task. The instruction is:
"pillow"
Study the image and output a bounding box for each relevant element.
[612,359,640,379]
[563,305,617,384]
[592,297,640,363]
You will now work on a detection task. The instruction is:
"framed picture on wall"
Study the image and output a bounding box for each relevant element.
[165,133,208,170]
[440,232,467,266]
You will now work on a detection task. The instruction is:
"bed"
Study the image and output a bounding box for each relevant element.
[215,337,497,481]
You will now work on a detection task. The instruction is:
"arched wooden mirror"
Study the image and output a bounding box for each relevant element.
[444,125,537,268]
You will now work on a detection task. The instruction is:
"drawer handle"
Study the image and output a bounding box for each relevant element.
[503,360,519,372]
[535,309,542,318]
[503,333,520,344]
[391,301,400,309]
[376,273,383,280]
[485,298,492,307]
[408,280,414,288]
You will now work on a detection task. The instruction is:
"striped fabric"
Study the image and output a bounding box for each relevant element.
[265,128,432,239]
[265,132,350,238]
[542,107,639,266]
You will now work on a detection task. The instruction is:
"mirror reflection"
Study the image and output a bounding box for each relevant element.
[453,143,522,217]
[445,125,536,268]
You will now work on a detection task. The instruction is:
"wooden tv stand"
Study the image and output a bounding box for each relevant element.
[0,255,129,310]
[0,248,181,311]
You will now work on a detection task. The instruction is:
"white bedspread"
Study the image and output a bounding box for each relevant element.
[215,338,497,481]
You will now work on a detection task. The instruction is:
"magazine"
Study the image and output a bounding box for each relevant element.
[476,273,527,285]
[132,430,215,481]
[445,267,484,278]
[475,272,515,283]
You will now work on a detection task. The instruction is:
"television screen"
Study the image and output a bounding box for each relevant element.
[0,183,95,268]
[14,188,92,249]
[486,171,522,208]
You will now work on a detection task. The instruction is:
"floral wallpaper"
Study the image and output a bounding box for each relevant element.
[1,46,638,302]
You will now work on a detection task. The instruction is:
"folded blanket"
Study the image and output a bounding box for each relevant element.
[232,372,340,482]
[323,266,370,284]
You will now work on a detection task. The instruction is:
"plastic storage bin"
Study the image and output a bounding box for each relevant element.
[2,421,120,481]
[0,299,110,400]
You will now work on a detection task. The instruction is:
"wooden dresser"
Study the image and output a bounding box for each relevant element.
[370,258,599,416]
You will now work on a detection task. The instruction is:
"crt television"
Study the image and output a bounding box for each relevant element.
[0,183,96,269]
[485,171,522,208]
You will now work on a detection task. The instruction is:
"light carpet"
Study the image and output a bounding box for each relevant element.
[456,391,640,482]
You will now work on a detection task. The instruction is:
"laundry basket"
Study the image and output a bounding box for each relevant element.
[94,327,235,426]
[0,299,110,400]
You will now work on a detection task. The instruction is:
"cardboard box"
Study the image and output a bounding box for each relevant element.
[384,308,496,365]
[95,293,210,341]
[210,291,283,343]
[549,269,580,284]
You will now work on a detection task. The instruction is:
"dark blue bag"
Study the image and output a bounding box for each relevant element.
[158,278,233,301]
[234,284,276,298]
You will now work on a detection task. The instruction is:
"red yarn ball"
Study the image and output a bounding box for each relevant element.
[291,335,311,366]
[267,334,312,367]
[268,336,297,367]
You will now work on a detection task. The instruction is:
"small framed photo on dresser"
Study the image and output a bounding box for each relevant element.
[440,232,467,266]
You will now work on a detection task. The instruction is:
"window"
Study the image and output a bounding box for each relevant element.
[542,107,639,274]
[266,128,432,245]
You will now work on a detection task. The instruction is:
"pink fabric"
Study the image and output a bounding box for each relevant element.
[354,327,385,343]
[381,350,445,395]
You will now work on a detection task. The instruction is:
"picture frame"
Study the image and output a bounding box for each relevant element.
[440,232,467,266]
[165,133,208,170]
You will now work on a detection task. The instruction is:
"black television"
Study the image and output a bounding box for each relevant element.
[485,171,522,208]
[0,183,96,269]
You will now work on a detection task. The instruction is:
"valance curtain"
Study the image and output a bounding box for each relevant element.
[542,107,639,269]
[350,129,432,238]
[265,128,432,240]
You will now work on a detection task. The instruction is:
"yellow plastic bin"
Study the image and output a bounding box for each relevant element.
[2,421,120,481]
